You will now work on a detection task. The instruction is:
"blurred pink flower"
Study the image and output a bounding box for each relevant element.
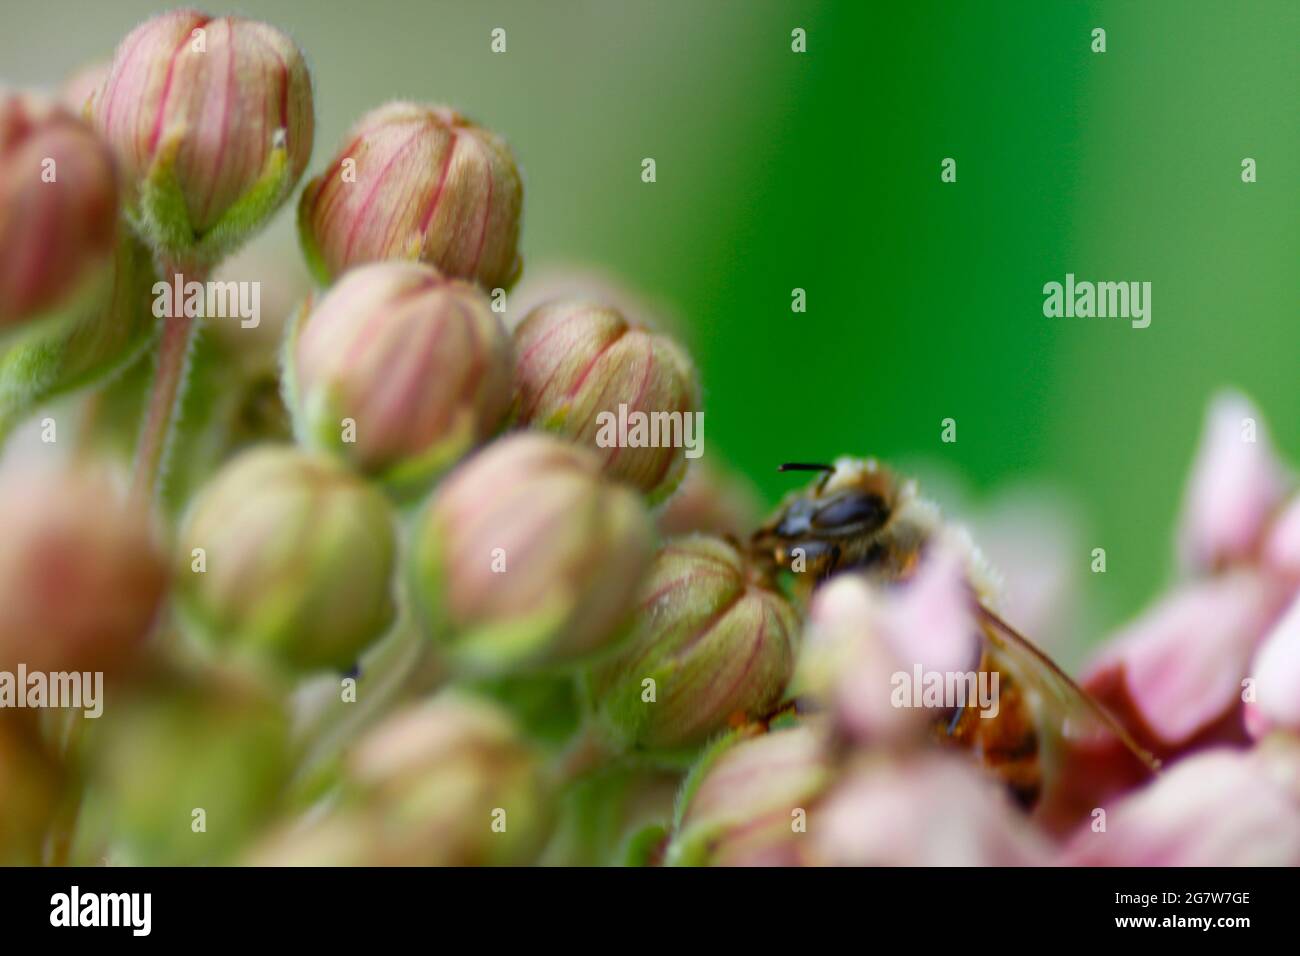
[1263,494,1300,584]
[1061,742,1300,866]
[1245,593,1300,739]
[814,752,1050,866]
[796,539,981,745]
[1176,391,1289,573]
[1084,570,1288,755]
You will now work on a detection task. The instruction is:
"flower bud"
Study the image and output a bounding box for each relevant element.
[409,433,654,674]
[0,468,167,674]
[1,232,157,436]
[299,102,522,291]
[667,722,832,866]
[91,10,313,267]
[513,301,700,503]
[341,690,552,865]
[1176,390,1288,573]
[286,261,513,496]
[1245,592,1300,738]
[175,446,397,674]
[587,535,800,756]
[0,92,117,338]
[88,667,290,865]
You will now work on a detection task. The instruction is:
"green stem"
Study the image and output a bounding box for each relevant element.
[130,262,203,506]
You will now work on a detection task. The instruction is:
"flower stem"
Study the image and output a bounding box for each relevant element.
[130,262,203,506]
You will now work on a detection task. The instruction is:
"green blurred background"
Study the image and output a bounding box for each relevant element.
[4,0,1296,637]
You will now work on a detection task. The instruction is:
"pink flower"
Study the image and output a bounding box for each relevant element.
[1061,743,1300,866]
[1084,570,1288,755]
[796,538,981,745]
[814,752,1050,866]
[1263,494,1300,584]
[1245,592,1300,738]
[1176,391,1289,573]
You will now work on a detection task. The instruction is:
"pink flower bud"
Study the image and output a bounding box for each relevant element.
[513,301,700,503]
[342,690,553,866]
[1083,570,1288,754]
[409,433,655,673]
[298,102,523,291]
[286,261,513,495]
[0,468,166,674]
[667,722,832,866]
[92,10,314,265]
[1176,391,1289,573]
[1061,744,1300,866]
[588,535,800,755]
[0,92,118,337]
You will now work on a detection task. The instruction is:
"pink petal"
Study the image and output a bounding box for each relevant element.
[1061,746,1300,865]
[1176,391,1288,572]
[1085,572,1284,747]
[1246,592,1300,737]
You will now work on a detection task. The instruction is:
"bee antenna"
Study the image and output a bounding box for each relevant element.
[778,462,835,473]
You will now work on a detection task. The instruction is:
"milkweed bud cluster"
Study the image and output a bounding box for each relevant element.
[1,8,1290,872]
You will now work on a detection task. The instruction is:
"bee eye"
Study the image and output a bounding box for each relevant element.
[812,492,887,532]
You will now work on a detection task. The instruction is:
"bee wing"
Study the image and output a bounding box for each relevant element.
[975,602,1161,774]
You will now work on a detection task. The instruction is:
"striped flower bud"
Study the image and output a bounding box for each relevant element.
[91,10,313,267]
[175,446,397,674]
[0,92,118,338]
[298,102,523,291]
[409,433,654,674]
[667,722,832,866]
[286,261,513,496]
[0,468,167,675]
[513,301,700,503]
[587,535,800,756]
[342,691,553,866]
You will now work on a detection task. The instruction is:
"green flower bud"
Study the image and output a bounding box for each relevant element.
[409,433,654,674]
[298,102,523,291]
[342,690,552,865]
[285,261,513,497]
[0,91,118,340]
[0,232,157,439]
[175,446,397,674]
[666,722,832,866]
[0,715,64,865]
[91,10,314,267]
[513,300,700,504]
[87,667,290,865]
[0,469,167,674]
[587,535,800,757]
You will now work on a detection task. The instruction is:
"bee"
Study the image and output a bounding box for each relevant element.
[750,457,1159,810]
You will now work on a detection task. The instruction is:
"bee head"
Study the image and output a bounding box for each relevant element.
[749,458,903,579]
